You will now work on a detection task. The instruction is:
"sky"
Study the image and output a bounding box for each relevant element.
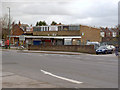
[1,0,119,28]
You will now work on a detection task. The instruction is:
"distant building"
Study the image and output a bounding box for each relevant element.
[11,22,116,46]
[100,27,119,45]
[11,21,29,45]
[32,25,101,45]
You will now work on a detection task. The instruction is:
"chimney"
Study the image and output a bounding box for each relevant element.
[106,27,108,30]
[18,21,21,27]
[12,22,14,26]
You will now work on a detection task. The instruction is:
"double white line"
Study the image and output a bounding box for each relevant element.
[41,70,83,84]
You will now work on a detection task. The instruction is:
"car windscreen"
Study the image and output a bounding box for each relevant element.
[98,46,107,50]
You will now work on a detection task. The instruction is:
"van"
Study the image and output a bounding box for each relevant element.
[86,42,100,50]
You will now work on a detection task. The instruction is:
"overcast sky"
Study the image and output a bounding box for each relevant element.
[1,0,119,27]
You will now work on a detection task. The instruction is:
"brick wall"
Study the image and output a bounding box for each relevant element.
[33,31,80,36]
[58,31,80,36]
[11,24,24,36]
[80,25,101,44]
[28,45,96,54]
[33,31,58,36]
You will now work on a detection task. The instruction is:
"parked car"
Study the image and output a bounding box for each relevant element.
[96,46,113,54]
[106,45,115,51]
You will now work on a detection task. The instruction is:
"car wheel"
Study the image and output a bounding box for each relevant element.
[110,51,112,54]
[104,51,107,54]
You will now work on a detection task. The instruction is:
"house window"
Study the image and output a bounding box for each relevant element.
[39,27,41,31]
[106,32,110,37]
[108,32,111,36]
[63,26,69,31]
[49,26,58,31]
[41,27,43,31]
[58,26,62,31]
[100,32,105,37]
[45,27,47,31]
[43,27,45,31]
[113,32,117,37]
[69,26,80,31]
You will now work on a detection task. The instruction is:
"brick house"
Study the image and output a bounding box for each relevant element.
[100,27,118,45]
[11,21,28,45]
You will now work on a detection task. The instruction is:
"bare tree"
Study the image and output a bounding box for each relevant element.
[0,14,13,29]
[0,14,13,39]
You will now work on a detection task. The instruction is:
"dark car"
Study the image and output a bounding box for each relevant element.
[96,46,113,54]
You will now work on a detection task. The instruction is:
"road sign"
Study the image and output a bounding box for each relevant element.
[19,35,25,41]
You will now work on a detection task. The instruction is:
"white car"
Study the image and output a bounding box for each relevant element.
[106,45,115,51]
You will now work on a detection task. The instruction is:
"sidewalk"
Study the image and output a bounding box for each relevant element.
[1,47,83,55]
[1,72,59,88]
[1,46,92,55]
[20,50,83,55]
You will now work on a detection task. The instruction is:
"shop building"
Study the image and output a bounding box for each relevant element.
[10,24,101,46]
[32,25,101,45]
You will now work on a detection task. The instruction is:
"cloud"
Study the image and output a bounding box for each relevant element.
[22,3,71,15]
[1,0,119,27]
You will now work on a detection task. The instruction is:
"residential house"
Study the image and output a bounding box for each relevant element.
[11,21,29,45]
[100,27,118,45]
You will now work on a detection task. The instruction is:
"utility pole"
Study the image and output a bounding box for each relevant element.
[7,7,11,49]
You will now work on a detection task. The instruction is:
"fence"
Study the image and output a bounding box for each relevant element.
[28,45,96,54]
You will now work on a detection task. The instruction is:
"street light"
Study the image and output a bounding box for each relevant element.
[7,7,11,49]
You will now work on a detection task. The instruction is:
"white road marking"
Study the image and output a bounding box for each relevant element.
[41,70,83,84]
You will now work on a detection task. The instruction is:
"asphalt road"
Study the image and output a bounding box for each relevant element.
[2,50,118,88]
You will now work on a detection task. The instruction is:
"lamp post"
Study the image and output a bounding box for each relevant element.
[7,7,11,49]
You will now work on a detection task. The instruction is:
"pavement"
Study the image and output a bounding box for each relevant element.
[2,72,59,88]
[2,48,84,55]
[20,50,83,55]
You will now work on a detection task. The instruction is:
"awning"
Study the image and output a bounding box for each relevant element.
[10,35,81,39]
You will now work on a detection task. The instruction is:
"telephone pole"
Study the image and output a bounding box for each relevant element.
[7,7,11,49]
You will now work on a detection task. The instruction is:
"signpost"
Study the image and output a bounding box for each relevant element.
[19,35,25,49]
[19,35,25,41]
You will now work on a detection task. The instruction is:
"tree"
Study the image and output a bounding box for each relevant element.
[39,21,43,26]
[42,21,47,26]
[51,21,57,25]
[36,22,39,26]
[36,21,47,26]
[0,14,13,39]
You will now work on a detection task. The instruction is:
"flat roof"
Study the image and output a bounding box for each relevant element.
[10,35,81,39]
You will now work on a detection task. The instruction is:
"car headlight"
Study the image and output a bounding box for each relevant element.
[102,49,105,51]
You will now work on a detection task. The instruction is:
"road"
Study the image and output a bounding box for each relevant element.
[2,50,118,88]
